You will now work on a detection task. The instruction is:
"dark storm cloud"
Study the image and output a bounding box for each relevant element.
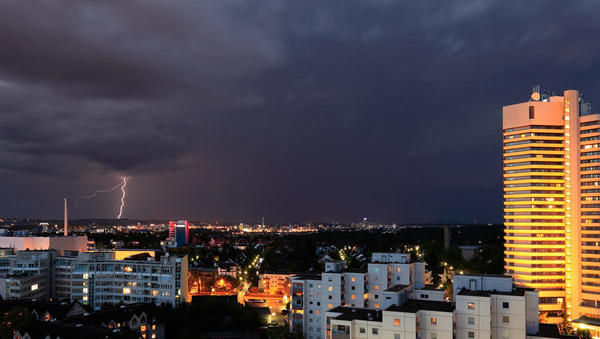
[0,0,599,221]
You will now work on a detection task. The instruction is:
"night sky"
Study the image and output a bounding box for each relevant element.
[0,1,599,223]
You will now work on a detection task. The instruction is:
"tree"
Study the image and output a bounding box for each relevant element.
[0,306,33,338]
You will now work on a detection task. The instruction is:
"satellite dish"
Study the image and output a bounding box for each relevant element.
[531,92,541,101]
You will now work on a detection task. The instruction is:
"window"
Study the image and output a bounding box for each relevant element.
[529,106,535,119]
[430,317,437,325]
[328,286,333,291]
[359,328,366,334]
[328,295,332,300]
[351,277,356,282]
[375,303,379,308]
[351,286,355,290]
[468,317,475,325]
[468,331,475,338]
[503,316,509,323]
[502,301,509,309]
[431,333,437,339]
[317,310,320,315]
[502,329,509,339]
[328,304,332,309]
[397,268,401,272]
[394,334,401,339]
[421,294,429,299]
[372,328,378,335]
[375,285,379,290]
[394,318,400,326]
[351,294,356,300]
[467,302,475,310]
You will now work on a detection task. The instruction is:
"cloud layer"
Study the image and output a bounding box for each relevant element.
[0,0,599,222]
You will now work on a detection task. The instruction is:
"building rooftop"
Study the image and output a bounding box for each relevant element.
[385,284,410,292]
[386,299,454,313]
[457,288,525,297]
[329,306,382,322]
[418,284,443,291]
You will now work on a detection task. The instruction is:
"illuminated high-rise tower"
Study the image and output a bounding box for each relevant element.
[503,87,600,328]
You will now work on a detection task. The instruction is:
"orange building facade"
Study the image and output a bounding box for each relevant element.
[503,88,600,329]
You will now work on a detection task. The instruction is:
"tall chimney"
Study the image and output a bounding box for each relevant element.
[64,198,68,236]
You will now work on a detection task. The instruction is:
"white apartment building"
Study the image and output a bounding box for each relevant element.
[290,253,432,339]
[68,251,188,310]
[328,300,454,339]
[0,250,51,300]
[454,274,542,339]
[0,248,188,311]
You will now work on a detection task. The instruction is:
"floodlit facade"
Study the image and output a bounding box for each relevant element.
[169,220,189,247]
[502,87,600,326]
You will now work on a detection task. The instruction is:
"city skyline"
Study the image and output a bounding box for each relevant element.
[1,1,600,223]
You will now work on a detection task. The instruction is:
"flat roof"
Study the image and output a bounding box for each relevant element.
[385,284,410,292]
[386,299,454,313]
[457,288,524,297]
[329,306,382,322]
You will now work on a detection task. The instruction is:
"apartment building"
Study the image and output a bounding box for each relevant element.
[289,253,432,339]
[323,273,565,339]
[68,251,188,310]
[0,250,51,300]
[454,274,540,339]
[502,87,600,327]
[0,248,188,312]
[328,300,454,339]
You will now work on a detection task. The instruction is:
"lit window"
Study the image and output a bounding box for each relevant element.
[317,310,320,315]
[467,302,475,310]
[83,288,88,294]
[152,325,156,330]
[468,331,475,338]
[397,268,401,272]
[152,290,158,296]
[351,294,356,300]
[328,304,332,309]
[328,286,333,291]
[431,317,437,325]
[375,285,379,290]
[124,267,133,272]
[31,284,38,291]
[431,333,437,339]
[141,325,147,332]
[375,303,379,308]
[83,296,88,301]
[503,316,509,323]
[394,318,400,326]
[83,273,88,279]
[123,288,131,295]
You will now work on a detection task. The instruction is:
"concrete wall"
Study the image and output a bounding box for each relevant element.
[455,295,491,339]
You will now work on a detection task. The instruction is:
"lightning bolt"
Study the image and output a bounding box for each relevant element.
[117,177,128,219]
[76,181,124,203]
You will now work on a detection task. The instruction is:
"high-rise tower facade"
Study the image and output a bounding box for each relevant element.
[503,87,599,328]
